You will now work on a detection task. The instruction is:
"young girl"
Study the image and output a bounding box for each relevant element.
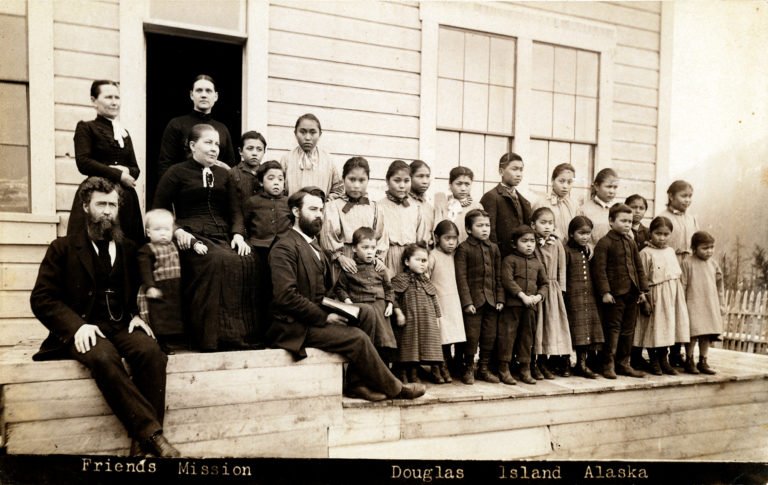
[634,216,690,375]
[378,160,426,277]
[137,209,207,353]
[335,227,397,356]
[578,168,619,245]
[563,216,604,378]
[280,113,344,199]
[533,163,577,241]
[531,207,573,378]
[391,243,443,383]
[626,194,650,251]
[433,166,483,243]
[657,180,698,366]
[681,231,724,375]
[320,157,388,281]
[428,220,466,382]
[409,160,435,248]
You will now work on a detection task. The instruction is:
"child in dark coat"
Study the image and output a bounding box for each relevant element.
[591,203,649,379]
[454,209,505,384]
[500,225,549,385]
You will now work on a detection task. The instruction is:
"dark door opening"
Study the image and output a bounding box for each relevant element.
[145,32,243,205]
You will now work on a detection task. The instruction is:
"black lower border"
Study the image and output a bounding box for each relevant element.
[1,455,766,485]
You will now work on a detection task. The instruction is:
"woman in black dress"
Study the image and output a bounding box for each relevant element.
[153,124,261,351]
[67,80,145,244]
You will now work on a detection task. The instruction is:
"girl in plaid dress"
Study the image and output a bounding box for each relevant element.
[137,209,206,352]
[392,244,443,383]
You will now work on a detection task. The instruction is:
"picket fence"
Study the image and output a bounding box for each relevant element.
[718,290,768,354]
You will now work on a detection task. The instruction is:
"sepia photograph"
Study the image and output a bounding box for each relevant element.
[0,0,766,483]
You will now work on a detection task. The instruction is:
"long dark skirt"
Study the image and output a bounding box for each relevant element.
[67,181,146,246]
[180,235,262,350]
[144,278,185,337]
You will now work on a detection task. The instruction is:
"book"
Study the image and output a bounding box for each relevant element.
[321,297,360,323]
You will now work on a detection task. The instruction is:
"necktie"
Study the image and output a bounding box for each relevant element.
[341,196,370,214]
[96,240,112,272]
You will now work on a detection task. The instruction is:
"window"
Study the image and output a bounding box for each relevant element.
[0,13,30,213]
[435,27,516,199]
[528,42,599,205]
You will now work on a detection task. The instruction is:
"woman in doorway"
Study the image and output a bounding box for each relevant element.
[153,123,261,351]
[157,74,236,180]
[67,80,145,245]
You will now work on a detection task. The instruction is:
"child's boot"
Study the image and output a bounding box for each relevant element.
[658,348,678,375]
[498,362,517,385]
[669,343,684,368]
[697,357,716,375]
[439,362,453,383]
[574,351,597,379]
[430,364,445,384]
[631,347,650,371]
[462,357,475,385]
[518,364,537,384]
[602,352,617,379]
[409,364,422,384]
[560,355,572,377]
[477,361,500,383]
[648,348,662,376]
[683,354,699,374]
[530,359,544,380]
[538,355,555,379]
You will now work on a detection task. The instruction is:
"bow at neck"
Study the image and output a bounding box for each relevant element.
[341,194,370,213]
[667,206,686,216]
[385,191,410,207]
[298,147,319,171]
[537,234,558,246]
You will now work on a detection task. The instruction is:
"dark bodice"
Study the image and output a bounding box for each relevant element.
[74,115,140,183]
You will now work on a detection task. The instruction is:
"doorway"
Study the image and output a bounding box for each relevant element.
[145,32,243,205]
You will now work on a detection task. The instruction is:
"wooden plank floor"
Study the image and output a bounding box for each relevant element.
[1,341,766,460]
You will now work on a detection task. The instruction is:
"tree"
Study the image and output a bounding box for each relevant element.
[752,245,768,291]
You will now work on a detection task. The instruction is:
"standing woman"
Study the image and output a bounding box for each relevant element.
[67,80,145,245]
[153,124,258,351]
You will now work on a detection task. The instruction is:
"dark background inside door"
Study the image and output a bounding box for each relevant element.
[145,32,243,205]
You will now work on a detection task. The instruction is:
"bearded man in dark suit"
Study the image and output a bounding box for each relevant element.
[30,176,179,457]
[267,186,425,402]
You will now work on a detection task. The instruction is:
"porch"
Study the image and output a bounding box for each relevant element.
[1,341,766,461]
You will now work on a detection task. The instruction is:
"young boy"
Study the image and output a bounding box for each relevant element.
[480,152,532,258]
[137,209,206,352]
[454,209,505,384]
[591,203,649,379]
[334,227,397,354]
[229,131,267,213]
[500,225,549,385]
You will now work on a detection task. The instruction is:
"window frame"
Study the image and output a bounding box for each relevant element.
[419,2,616,194]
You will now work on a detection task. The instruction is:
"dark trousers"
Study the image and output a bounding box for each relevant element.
[498,305,535,364]
[69,321,168,441]
[304,303,402,397]
[600,290,639,369]
[463,303,498,364]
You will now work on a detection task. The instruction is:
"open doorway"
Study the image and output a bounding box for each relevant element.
[145,32,243,205]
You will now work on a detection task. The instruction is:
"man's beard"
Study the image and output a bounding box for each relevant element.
[298,214,323,238]
[86,214,124,243]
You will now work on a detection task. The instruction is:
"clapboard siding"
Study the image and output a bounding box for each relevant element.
[615,64,659,89]
[53,50,119,81]
[53,0,118,29]
[0,292,34,318]
[270,0,421,30]
[269,5,420,52]
[53,77,94,107]
[0,319,48,347]
[53,22,119,56]
[0,264,40,291]
[613,121,657,145]
[267,127,419,161]
[614,84,658,108]
[517,1,660,32]
[607,1,661,14]
[54,104,94,134]
[616,25,660,51]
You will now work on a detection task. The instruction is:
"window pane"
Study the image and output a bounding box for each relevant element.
[0,15,28,82]
[483,135,508,182]
[530,90,553,138]
[532,43,554,91]
[554,47,577,95]
[0,83,29,145]
[575,96,597,142]
[436,78,463,129]
[488,85,514,134]
[0,144,30,212]
[459,132,485,180]
[527,139,550,187]
[438,28,465,79]
[462,82,488,132]
[489,37,515,87]
[577,50,599,98]
[552,93,575,140]
[570,143,592,184]
[435,130,460,179]
[464,33,490,84]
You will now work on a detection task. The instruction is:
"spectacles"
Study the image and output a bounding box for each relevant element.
[202,167,215,188]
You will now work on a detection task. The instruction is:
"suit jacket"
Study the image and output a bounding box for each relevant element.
[591,230,649,297]
[30,230,140,361]
[480,184,532,257]
[266,229,333,358]
[454,236,505,309]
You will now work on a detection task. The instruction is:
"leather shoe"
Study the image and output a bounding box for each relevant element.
[344,385,387,402]
[617,365,645,378]
[394,383,426,400]
[144,432,181,458]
